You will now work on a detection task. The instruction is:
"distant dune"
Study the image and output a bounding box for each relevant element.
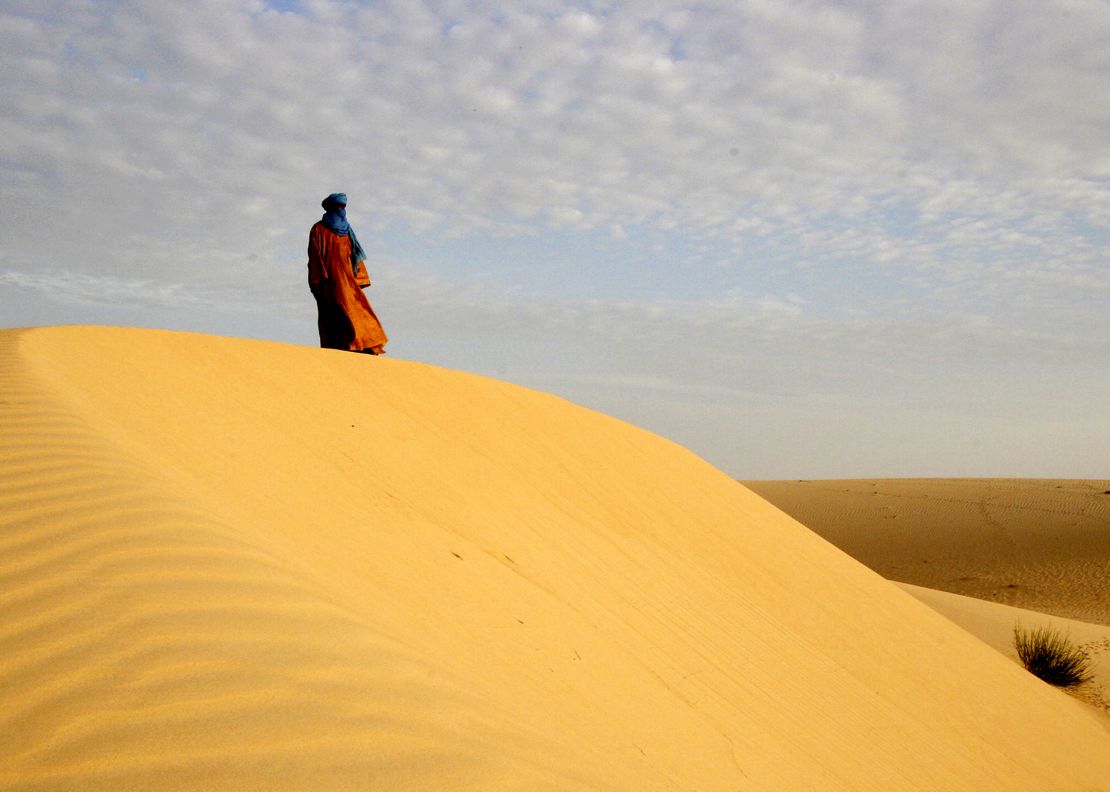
[893,584,1110,717]
[743,479,1110,625]
[3,327,1110,790]
[744,478,1110,723]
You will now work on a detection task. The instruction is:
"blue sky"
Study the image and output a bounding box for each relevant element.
[2,0,1107,478]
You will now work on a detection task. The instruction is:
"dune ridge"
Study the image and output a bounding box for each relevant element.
[2,326,1110,790]
[0,330,551,790]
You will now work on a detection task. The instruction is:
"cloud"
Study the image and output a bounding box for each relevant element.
[2,0,1107,476]
[0,268,300,315]
[4,0,1106,308]
[5,1,1108,244]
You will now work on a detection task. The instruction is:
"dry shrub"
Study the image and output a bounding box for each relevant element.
[1013,624,1091,688]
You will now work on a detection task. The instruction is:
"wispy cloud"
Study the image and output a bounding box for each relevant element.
[1,0,1107,476]
[0,268,299,314]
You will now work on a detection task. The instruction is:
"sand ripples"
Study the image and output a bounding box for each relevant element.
[3,327,1109,791]
[0,332,537,791]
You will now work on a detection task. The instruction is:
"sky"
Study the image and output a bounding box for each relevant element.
[1,0,1107,479]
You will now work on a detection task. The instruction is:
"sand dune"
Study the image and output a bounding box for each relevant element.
[3,326,1110,790]
[743,478,1110,625]
[744,479,1110,723]
[895,584,1110,717]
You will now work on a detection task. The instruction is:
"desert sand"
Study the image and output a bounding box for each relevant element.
[3,326,1110,790]
[744,478,1110,722]
[895,583,1110,716]
[743,479,1110,625]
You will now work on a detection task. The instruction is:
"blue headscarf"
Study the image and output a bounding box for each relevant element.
[321,193,366,277]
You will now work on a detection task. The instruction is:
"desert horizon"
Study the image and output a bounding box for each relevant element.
[745,478,1110,722]
[2,325,1108,790]
[744,478,1110,624]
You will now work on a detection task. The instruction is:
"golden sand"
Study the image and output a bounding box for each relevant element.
[747,478,1110,723]
[2,327,1108,790]
[744,478,1110,625]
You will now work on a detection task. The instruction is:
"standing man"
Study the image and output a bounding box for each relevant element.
[307,193,388,354]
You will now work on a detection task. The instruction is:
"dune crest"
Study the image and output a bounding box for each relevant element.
[2,326,1109,790]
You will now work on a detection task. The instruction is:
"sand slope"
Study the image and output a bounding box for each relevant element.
[896,584,1110,717]
[3,327,1110,790]
[743,479,1110,625]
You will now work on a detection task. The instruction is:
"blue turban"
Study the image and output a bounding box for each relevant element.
[320,193,366,277]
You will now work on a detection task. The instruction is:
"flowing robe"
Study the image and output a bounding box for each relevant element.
[307,222,388,352]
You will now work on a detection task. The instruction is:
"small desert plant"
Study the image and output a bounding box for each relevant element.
[1013,624,1092,688]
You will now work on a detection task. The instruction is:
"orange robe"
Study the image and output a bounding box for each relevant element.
[307,222,388,352]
